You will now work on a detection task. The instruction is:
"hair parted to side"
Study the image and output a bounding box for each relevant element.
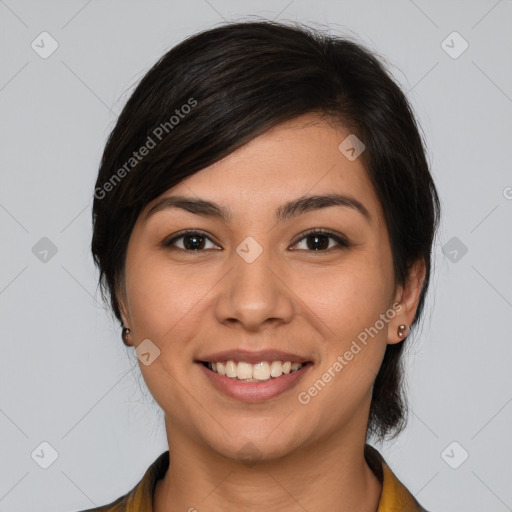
[91,20,440,442]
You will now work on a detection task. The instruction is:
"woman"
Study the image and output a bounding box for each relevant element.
[85,19,440,512]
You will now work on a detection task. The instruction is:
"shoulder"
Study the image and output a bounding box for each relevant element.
[364,444,430,512]
[72,490,131,512]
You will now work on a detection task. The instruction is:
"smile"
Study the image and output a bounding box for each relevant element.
[202,360,304,382]
[198,359,313,402]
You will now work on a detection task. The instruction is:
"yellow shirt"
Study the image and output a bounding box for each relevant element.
[76,444,428,511]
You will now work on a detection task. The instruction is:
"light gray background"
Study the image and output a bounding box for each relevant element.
[1,1,511,511]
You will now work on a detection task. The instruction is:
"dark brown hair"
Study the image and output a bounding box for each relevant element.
[91,20,441,442]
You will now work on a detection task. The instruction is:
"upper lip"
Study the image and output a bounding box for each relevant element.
[196,349,312,365]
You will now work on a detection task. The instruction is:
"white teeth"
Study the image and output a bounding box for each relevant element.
[237,362,252,380]
[253,362,270,381]
[206,360,305,381]
[225,360,237,378]
[270,361,282,377]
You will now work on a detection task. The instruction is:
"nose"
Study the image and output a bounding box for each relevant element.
[213,239,295,332]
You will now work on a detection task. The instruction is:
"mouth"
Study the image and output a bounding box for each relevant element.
[200,360,310,383]
[196,353,314,402]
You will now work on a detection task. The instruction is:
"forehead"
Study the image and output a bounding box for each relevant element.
[142,113,384,226]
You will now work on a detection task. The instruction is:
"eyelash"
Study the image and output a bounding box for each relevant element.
[162,228,351,252]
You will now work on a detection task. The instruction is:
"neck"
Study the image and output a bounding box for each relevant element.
[154,422,382,512]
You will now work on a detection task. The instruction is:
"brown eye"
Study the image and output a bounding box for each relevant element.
[292,230,350,251]
[163,230,220,251]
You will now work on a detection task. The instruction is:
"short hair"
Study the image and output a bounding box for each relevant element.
[91,20,441,442]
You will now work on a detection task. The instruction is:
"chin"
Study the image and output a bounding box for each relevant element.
[202,429,304,465]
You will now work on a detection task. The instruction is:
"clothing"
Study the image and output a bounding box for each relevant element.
[76,444,428,512]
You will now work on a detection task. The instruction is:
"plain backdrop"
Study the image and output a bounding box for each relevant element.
[1,1,511,511]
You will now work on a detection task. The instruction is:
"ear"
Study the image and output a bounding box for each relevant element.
[387,258,426,345]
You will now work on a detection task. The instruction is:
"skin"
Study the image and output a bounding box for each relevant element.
[117,112,426,512]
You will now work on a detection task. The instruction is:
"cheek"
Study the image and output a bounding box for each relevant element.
[304,255,393,339]
[123,253,214,410]
[298,244,394,391]
[124,250,213,343]
[294,260,392,432]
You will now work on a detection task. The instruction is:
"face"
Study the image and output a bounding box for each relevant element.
[118,113,424,462]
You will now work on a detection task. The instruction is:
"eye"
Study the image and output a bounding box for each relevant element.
[162,228,350,252]
[163,230,220,251]
[291,229,350,251]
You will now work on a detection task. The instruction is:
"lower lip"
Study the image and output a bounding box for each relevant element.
[197,362,312,402]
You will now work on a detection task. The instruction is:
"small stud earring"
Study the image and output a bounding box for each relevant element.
[121,326,131,346]
[397,324,407,338]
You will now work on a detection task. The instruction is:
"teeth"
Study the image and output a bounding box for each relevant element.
[270,361,282,377]
[237,362,252,380]
[253,362,270,381]
[225,360,237,378]
[206,360,305,381]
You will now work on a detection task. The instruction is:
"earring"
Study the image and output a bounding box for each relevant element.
[397,324,407,338]
[121,326,131,346]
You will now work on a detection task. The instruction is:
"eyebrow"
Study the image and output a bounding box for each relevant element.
[145,193,371,224]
